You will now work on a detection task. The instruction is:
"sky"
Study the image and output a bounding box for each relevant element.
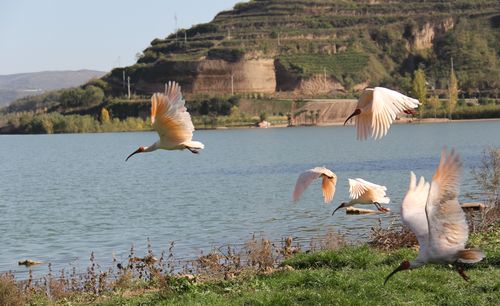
[0,0,242,75]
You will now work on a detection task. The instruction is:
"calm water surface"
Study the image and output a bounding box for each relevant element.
[1,121,499,277]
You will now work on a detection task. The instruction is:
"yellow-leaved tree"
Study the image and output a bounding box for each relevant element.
[428,95,440,118]
[412,68,427,118]
[448,66,458,119]
[100,107,110,124]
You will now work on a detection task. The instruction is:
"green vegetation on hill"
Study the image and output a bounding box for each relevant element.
[120,0,498,94]
[278,51,373,85]
[1,0,499,133]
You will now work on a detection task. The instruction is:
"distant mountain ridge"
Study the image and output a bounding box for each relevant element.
[0,70,106,106]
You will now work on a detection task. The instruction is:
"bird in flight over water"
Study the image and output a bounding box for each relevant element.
[332,178,390,215]
[344,87,420,140]
[293,167,337,203]
[126,81,204,161]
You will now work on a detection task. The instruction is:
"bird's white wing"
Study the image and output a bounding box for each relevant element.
[354,178,387,191]
[370,87,420,139]
[348,178,369,200]
[293,167,336,203]
[355,89,374,141]
[150,81,194,145]
[349,178,389,203]
[425,149,468,255]
[293,169,322,202]
[401,171,431,251]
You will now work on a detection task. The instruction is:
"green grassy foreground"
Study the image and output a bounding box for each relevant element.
[94,229,500,306]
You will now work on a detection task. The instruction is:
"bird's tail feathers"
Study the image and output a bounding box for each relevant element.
[184,141,205,150]
[457,249,485,264]
[379,196,390,204]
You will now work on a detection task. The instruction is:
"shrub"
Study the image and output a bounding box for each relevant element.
[85,78,109,91]
[186,23,219,37]
[0,274,24,306]
[478,97,495,105]
[60,88,86,108]
[82,86,104,108]
[30,115,54,134]
[369,220,418,251]
[137,50,159,63]
[472,147,500,229]
[191,96,240,116]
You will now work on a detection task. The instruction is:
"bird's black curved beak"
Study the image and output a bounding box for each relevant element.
[332,203,345,215]
[344,109,361,125]
[125,148,142,161]
[384,265,405,285]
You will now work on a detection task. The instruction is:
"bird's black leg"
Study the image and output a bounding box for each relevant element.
[186,147,199,154]
[455,263,470,282]
[373,202,389,212]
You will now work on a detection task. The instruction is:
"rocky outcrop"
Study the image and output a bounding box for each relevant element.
[192,59,276,94]
[295,99,357,123]
[410,18,454,50]
[297,75,345,96]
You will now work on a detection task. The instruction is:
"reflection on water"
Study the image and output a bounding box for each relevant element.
[1,120,499,277]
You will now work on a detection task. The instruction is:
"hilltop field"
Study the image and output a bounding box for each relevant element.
[0,0,499,133]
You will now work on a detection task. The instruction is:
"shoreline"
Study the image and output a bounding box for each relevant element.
[243,117,500,130]
[0,117,499,135]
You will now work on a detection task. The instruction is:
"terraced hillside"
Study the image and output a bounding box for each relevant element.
[104,0,499,97]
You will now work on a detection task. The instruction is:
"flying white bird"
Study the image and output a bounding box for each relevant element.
[332,178,390,214]
[126,81,204,161]
[384,149,485,284]
[293,167,337,203]
[344,87,420,140]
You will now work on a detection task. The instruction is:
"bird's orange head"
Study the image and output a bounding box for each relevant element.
[125,146,145,161]
[384,260,411,285]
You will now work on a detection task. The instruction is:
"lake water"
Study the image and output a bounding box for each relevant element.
[1,121,499,278]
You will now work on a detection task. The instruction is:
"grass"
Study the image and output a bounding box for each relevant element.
[3,222,498,305]
[93,229,500,305]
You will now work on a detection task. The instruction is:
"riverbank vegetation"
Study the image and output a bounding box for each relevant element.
[2,228,497,305]
[1,85,499,134]
[419,101,500,120]
[2,148,498,305]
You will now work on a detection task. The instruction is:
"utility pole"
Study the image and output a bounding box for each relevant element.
[127,76,131,99]
[122,70,126,89]
[174,13,178,41]
[230,72,234,95]
[184,31,187,43]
